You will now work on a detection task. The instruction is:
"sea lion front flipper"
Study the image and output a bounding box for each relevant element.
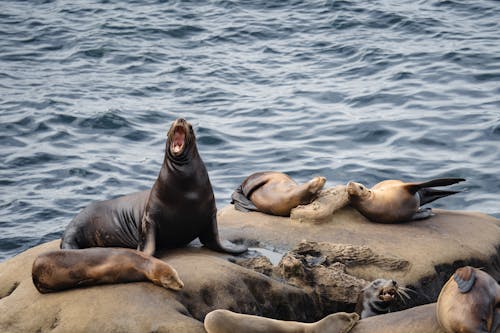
[199,214,248,254]
[453,266,476,293]
[231,186,258,212]
[138,212,156,256]
[411,207,434,220]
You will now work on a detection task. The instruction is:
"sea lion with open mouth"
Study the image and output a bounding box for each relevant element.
[60,118,246,255]
[355,278,411,319]
[32,118,246,293]
[347,178,465,223]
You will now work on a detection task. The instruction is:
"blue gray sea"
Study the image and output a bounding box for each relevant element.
[1,0,499,261]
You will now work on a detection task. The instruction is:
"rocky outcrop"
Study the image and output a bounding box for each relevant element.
[0,205,499,332]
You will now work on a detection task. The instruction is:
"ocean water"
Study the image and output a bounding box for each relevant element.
[1,0,499,262]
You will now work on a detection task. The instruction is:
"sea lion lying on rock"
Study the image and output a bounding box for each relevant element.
[32,118,246,293]
[32,248,184,293]
[204,309,359,333]
[231,171,326,216]
[347,178,465,223]
[437,266,500,333]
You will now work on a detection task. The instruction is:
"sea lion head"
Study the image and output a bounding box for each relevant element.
[369,279,398,303]
[166,118,196,159]
[358,278,411,318]
[347,181,371,199]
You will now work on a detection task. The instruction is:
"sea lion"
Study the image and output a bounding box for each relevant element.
[60,118,247,255]
[32,248,184,293]
[436,266,500,333]
[354,278,411,319]
[204,309,359,333]
[231,171,326,216]
[346,178,465,223]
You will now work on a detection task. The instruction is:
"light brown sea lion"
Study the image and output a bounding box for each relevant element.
[346,178,465,223]
[204,309,359,333]
[354,278,411,319]
[32,248,184,293]
[231,171,326,216]
[436,266,500,333]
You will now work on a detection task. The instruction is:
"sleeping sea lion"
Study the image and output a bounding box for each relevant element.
[231,171,326,216]
[355,278,411,319]
[347,178,465,223]
[436,266,500,333]
[32,248,184,293]
[204,309,359,333]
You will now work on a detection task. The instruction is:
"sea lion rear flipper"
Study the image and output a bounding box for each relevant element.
[411,207,434,220]
[405,178,465,194]
[417,188,462,206]
[199,214,248,255]
[231,186,258,212]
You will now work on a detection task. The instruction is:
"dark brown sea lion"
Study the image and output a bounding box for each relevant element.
[346,178,465,223]
[32,248,184,293]
[204,309,359,333]
[32,118,246,293]
[231,171,326,216]
[354,278,411,319]
[60,118,247,255]
[436,266,500,333]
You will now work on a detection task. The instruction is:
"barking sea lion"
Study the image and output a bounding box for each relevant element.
[32,118,247,293]
[355,278,411,319]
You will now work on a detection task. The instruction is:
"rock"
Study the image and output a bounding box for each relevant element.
[0,241,320,333]
[1,205,499,332]
[290,185,350,222]
[218,205,500,309]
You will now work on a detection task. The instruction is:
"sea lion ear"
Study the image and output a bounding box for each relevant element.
[453,266,476,293]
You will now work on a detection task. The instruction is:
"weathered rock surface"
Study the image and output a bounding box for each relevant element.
[1,205,499,332]
[0,241,318,333]
[219,205,500,308]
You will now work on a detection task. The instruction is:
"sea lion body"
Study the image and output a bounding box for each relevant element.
[231,172,326,216]
[61,118,246,255]
[32,248,184,293]
[34,118,246,293]
[204,309,359,333]
[347,178,465,223]
[355,279,410,319]
[436,266,500,333]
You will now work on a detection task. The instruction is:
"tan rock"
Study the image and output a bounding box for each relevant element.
[1,205,499,332]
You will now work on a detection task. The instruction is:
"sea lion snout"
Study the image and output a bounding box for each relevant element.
[167,118,193,156]
[346,181,368,197]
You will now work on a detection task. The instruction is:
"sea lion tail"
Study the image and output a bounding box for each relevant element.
[418,188,462,206]
[231,186,258,212]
